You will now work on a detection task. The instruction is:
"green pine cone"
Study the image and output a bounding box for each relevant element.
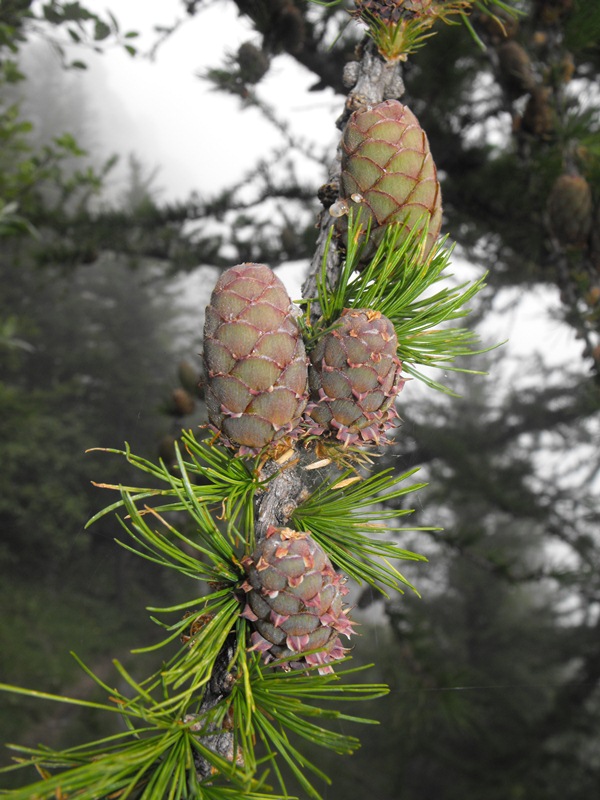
[306,308,404,445]
[336,99,442,261]
[203,263,308,454]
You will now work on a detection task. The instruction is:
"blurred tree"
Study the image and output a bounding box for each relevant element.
[1,1,600,797]
[187,0,600,367]
[175,2,600,796]
[377,363,600,799]
[0,250,183,567]
[0,3,192,756]
[296,358,600,800]
[0,10,181,580]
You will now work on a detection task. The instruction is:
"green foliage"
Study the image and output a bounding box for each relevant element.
[1,441,394,799]
[0,432,400,800]
[0,200,36,236]
[88,430,263,551]
[0,381,90,570]
[0,573,176,775]
[0,654,386,800]
[312,212,492,393]
[0,668,261,800]
[232,660,386,800]
[293,466,431,594]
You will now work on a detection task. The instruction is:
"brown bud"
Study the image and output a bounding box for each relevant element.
[237,42,270,84]
[497,41,536,98]
[547,174,593,248]
[177,360,198,393]
[521,86,554,139]
[169,387,196,417]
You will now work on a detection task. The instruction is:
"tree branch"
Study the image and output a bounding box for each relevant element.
[192,28,406,780]
[301,40,404,317]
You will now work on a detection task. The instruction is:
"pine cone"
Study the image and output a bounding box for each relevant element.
[306,308,404,445]
[534,0,574,26]
[237,42,270,84]
[521,86,554,140]
[547,174,593,248]
[241,526,355,674]
[203,263,308,454]
[497,41,536,98]
[337,99,442,262]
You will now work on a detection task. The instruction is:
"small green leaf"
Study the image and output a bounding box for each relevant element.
[42,4,64,24]
[62,2,94,22]
[53,132,86,155]
[94,19,111,40]
[107,10,120,32]
[316,211,496,393]
[293,466,430,594]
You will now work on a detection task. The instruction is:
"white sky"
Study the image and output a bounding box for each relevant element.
[81,0,338,201]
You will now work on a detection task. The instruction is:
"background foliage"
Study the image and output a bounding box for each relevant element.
[1,1,600,798]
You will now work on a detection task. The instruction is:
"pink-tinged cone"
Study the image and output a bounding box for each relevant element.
[306,308,404,445]
[203,263,309,454]
[241,526,355,673]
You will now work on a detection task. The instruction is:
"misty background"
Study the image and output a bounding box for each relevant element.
[1,1,600,799]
